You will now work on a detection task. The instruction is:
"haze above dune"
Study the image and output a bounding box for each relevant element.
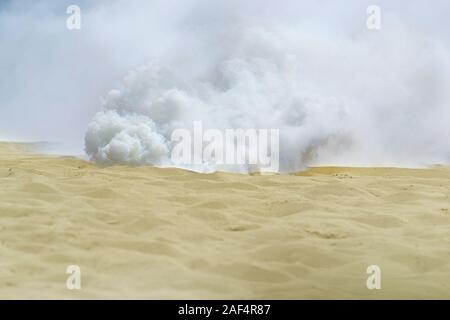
[0,142,449,299]
[1,1,450,170]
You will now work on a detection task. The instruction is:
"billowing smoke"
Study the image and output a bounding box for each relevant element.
[1,0,450,172]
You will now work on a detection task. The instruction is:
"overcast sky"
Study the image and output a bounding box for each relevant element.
[0,1,449,163]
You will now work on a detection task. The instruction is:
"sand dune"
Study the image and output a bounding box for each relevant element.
[0,142,449,299]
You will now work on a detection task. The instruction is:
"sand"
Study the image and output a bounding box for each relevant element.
[0,142,449,299]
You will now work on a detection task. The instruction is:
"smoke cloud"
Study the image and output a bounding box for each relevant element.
[1,0,449,171]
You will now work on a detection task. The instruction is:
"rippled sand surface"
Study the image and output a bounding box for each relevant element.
[0,142,449,299]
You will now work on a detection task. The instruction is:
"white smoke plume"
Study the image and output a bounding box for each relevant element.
[1,0,450,172]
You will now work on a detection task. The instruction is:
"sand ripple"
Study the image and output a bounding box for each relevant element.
[0,143,449,299]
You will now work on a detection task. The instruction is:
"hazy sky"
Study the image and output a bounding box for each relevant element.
[0,1,449,167]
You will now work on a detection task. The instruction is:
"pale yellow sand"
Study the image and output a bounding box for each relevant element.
[0,142,449,299]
